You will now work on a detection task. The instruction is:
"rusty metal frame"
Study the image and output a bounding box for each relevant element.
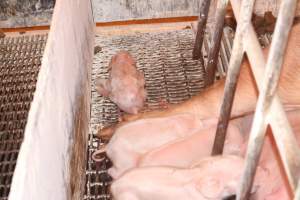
[193,0,212,60]
[193,0,229,85]
[211,0,255,155]
[205,0,229,86]
[207,0,300,198]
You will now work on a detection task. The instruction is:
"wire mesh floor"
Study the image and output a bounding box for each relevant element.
[0,34,47,200]
[85,27,237,200]
[0,27,272,200]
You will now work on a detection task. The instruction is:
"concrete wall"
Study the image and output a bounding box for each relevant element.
[0,0,55,28]
[2,0,299,28]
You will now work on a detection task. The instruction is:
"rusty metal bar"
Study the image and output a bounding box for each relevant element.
[192,0,212,60]
[228,0,300,199]
[211,0,255,156]
[205,0,229,86]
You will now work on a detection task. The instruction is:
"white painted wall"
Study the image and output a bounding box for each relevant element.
[8,0,94,199]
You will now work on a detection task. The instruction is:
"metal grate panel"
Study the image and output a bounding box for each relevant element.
[0,34,47,200]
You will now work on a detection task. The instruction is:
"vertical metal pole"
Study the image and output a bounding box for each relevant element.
[193,0,212,60]
[211,0,255,156]
[295,179,300,200]
[205,0,229,86]
[237,0,298,199]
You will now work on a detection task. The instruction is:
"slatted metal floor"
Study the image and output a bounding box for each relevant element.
[0,27,272,200]
[85,27,238,200]
[0,34,47,200]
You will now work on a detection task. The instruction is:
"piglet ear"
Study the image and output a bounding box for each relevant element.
[95,78,110,97]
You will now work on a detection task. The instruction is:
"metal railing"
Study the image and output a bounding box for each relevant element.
[193,0,300,199]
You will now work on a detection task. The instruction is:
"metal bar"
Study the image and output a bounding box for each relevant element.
[220,33,230,75]
[211,0,255,156]
[205,0,229,86]
[295,179,300,200]
[243,20,300,200]
[269,101,300,191]
[192,0,212,60]
[228,0,300,199]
